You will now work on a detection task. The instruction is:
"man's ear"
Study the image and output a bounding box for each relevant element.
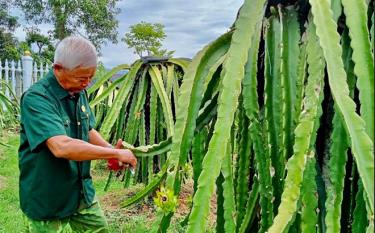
[53,64,63,78]
[53,63,63,71]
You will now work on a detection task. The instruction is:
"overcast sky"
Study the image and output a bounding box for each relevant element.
[14,0,243,69]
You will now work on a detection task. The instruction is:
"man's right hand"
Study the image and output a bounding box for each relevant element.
[117,149,137,169]
[115,139,137,169]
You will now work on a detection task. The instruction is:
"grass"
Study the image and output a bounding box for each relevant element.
[0,131,24,233]
[0,130,216,232]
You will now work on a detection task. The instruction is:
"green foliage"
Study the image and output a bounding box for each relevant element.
[151,47,175,58]
[112,0,372,232]
[0,32,19,61]
[23,27,55,62]
[341,0,374,141]
[0,2,18,32]
[185,1,266,232]
[25,27,51,54]
[122,21,174,58]
[309,0,374,213]
[0,10,53,62]
[268,19,324,232]
[89,58,188,192]
[22,0,369,232]
[0,2,19,61]
[0,81,20,129]
[14,0,120,50]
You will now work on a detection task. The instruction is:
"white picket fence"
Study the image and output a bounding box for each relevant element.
[0,55,51,100]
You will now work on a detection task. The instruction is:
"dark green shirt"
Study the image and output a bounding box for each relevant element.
[19,70,96,220]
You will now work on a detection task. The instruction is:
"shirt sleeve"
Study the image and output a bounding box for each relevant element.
[88,106,96,131]
[21,91,67,152]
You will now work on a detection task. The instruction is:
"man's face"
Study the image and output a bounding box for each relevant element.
[54,65,96,93]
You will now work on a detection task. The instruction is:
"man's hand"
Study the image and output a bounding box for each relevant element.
[107,139,137,171]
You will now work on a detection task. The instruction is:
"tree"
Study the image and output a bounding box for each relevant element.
[150,47,175,58]
[14,0,120,50]
[24,27,55,62]
[0,1,20,60]
[0,32,19,60]
[40,44,55,62]
[25,27,51,55]
[0,1,18,32]
[122,21,174,58]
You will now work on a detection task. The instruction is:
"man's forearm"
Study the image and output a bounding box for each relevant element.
[47,135,119,161]
[46,134,137,168]
[88,129,112,148]
[55,137,118,160]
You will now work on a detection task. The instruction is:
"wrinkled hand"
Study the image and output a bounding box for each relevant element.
[107,139,137,171]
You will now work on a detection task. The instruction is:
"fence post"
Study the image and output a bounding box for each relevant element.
[33,62,38,83]
[16,60,22,99]
[4,59,9,97]
[0,59,2,93]
[11,61,16,95]
[22,51,33,93]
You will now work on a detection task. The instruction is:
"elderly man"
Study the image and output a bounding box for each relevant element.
[18,36,137,232]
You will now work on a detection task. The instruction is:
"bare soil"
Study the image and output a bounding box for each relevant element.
[98,178,217,229]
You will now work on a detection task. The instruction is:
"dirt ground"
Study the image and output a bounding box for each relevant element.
[98,178,217,230]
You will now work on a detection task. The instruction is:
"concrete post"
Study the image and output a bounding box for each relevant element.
[22,51,33,93]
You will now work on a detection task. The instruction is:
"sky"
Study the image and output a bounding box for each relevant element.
[13,0,243,69]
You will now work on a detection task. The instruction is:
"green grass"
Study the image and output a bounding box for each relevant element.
[0,132,24,233]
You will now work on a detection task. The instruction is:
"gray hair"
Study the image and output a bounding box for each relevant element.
[54,36,97,70]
